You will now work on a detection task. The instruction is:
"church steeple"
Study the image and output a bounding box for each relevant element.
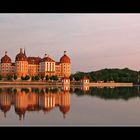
[20,48,23,53]
[24,48,26,56]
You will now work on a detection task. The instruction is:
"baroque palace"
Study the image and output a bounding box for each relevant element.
[0,48,71,78]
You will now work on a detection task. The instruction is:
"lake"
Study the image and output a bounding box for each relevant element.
[0,85,140,126]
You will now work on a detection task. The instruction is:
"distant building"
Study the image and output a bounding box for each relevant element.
[0,48,71,78]
[80,76,90,86]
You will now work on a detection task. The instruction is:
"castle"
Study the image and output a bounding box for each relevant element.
[0,48,71,79]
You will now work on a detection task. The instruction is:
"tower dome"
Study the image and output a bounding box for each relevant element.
[0,105,11,118]
[60,51,70,63]
[59,106,70,118]
[15,48,27,61]
[59,106,70,114]
[1,51,11,63]
[15,108,26,120]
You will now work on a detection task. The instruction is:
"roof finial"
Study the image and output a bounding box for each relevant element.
[24,47,26,56]
[4,112,6,118]
[63,113,66,119]
[64,50,67,55]
[45,54,47,57]
[5,51,7,55]
[20,48,23,53]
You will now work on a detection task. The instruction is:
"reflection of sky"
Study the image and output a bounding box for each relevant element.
[1,14,140,73]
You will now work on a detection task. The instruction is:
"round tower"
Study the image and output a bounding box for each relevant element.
[0,51,12,77]
[60,51,71,78]
[15,48,28,78]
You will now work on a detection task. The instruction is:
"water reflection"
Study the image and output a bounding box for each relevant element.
[73,86,140,100]
[0,86,71,120]
[0,85,140,122]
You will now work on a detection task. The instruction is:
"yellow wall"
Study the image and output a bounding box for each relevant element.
[16,61,28,77]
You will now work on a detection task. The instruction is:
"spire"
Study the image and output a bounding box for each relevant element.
[63,113,66,119]
[45,54,47,57]
[23,113,25,120]
[4,112,6,118]
[24,48,26,56]
[20,48,23,53]
[19,114,22,121]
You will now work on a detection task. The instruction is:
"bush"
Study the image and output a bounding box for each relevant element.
[25,75,30,80]
[21,76,24,80]
[32,76,35,81]
[13,75,17,80]
[0,75,2,81]
[41,75,44,81]
[45,75,49,81]
[50,75,58,81]
[7,75,13,81]
[35,75,40,81]
[21,75,30,81]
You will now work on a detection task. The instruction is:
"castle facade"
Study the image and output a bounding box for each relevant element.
[0,48,71,78]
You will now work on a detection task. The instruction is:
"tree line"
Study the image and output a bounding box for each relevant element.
[74,87,140,100]
[0,74,59,81]
[70,68,140,84]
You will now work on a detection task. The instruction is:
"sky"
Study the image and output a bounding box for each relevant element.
[0,14,140,73]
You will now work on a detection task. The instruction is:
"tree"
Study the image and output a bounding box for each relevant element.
[13,75,17,81]
[0,75,2,81]
[25,75,30,80]
[7,75,13,81]
[70,74,74,81]
[45,75,49,81]
[21,76,24,80]
[35,75,40,81]
[41,75,44,81]
[32,76,35,81]
[49,75,58,81]
[21,75,30,81]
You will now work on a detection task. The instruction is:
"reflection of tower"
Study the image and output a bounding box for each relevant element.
[80,76,90,86]
[0,92,11,118]
[81,85,90,92]
[14,92,28,120]
[59,91,70,119]
[27,92,38,111]
[39,93,55,113]
[62,77,70,86]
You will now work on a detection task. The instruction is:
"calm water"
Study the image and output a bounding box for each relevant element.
[0,85,140,126]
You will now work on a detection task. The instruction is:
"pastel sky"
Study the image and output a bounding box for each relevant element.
[0,14,140,73]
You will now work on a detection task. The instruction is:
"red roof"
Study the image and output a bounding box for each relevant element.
[82,76,89,80]
[41,56,55,62]
[55,62,60,65]
[27,57,41,64]
[16,48,27,61]
[1,52,11,63]
[59,106,70,114]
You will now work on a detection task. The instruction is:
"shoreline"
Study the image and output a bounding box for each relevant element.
[0,81,134,87]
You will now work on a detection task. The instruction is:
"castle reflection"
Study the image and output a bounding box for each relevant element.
[0,86,71,120]
[0,85,139,121]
